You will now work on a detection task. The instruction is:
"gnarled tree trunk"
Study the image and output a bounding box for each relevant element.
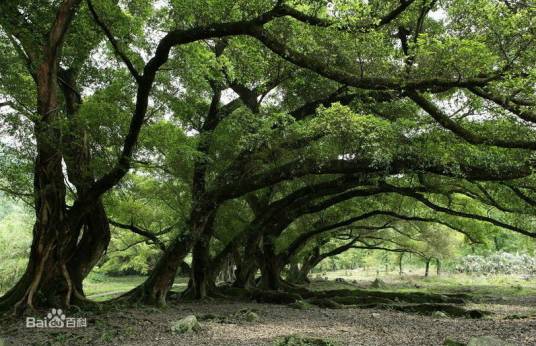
[233,232,262,289]
[259,236,283,290]
[190,231,216,299]
[122,233,193,306]
[1,61,77,312]
[60,68,110,296]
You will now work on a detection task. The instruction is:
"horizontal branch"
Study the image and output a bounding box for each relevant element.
[469,86,536,123]
[249,27,498,92]
[212,155,531,202]
[395,189,536,237]
[408,91,536,150]
[109,219,171,251]
[279,0,416,30]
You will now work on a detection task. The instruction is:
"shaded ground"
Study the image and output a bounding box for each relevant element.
[1,300,536,345]
[2,272,536,345]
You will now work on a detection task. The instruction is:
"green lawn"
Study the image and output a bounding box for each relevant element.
[309,269,536,298]
[81,270,536,302]
[84,274,189,301]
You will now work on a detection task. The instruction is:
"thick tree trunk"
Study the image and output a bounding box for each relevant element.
[186,203,219,299]
[125,199,215,305]
[259,259,282,290]
[67,202,110,294]
[259,236,282,290]
[234,262,258,289]
[122,233,193,306]
[178,261,191,276]
[233,232,262,289]
[287,263,301,282]
[60,68,111,295]
[209,232,243,285]
[190,233,214,299]
[286,246,321,284]
[223,257,236,283]
[0,63,78,312]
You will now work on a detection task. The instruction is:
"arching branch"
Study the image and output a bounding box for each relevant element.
[108,219,176,251]
[469,87,536,123]
[407,90,536,149]
[394,189,536,237]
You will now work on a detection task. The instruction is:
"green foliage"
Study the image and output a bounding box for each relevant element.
[1,0,536,298]
[0,195,32,293]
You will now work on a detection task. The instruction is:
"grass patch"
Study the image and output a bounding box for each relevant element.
[308,270,536,299]
[84,275,189,301]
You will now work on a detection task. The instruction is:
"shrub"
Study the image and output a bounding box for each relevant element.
[455,252,536,275]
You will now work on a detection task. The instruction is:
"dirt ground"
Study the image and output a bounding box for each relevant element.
[1,298,536,346]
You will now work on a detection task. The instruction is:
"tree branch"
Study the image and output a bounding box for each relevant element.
[279,0,416,30]
[46,0,83,62]
[87,0,142,82]
[394,189,536,237]
[249,27,498,92]
[469,86,536,123]
[407,90,536,149]
[109,219,170,251]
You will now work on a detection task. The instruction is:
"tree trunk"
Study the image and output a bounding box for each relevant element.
[125,200,215,305]
[190,233,215,299]
[299,261,314,283]
[60,68,110,295]
[216,256,235,284]
[259,236,282,290]
[259,257,282,290]
[287,261,313,284]
[210,232,243,285]
[436,258,441,276]
[424,258,431,277]
[178,261,191,276]
[186,201,219,299]
[287,263,301,282]
[67,202,110,295]
[233,232,262,289]
[0,62,77,312]
[122,233,193,306]
[234,261,258,289]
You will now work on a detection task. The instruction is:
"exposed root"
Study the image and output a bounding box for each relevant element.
[309,289,469,304]
[61,264,73,307]
[211,287,303,304]
[367,303,488,318]
[250,289,302,304]
[115,284,168,308]
[306,298,344,309]
[330,295,395,305]
[214,287,252,300]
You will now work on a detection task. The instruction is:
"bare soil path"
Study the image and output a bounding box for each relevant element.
[1,300,535,345]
